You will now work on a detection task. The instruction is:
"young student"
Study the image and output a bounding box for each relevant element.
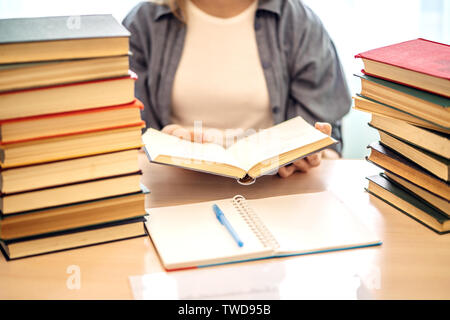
[123,0,351,178]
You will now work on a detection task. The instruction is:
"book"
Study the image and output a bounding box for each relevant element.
[355,38,450,97]
[0,15,130,64]
[1,149,140,194]
[0,191,146,240]
[353,95,449,134]
[142,116,337,183]
[366,174,449,234]
[0,55,129,93]
[0,99,143,144]
[369,114,450,158]
[0,74,136,120]
[0,216,147,260]
[383,171,449,218]
[145,191,381,271]
[354,74,450,128]
[0,172,142,215]
[0,124,143,169]
[378,129,449,181]
[366,142,449,200]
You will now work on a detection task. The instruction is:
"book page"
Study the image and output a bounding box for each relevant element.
[142,128,242,168]
[145,198,274,270]
[226,117,330,172]
[246,192,381,255]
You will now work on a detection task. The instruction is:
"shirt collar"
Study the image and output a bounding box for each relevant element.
[153,0,282,21]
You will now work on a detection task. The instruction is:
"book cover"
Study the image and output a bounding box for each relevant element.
[355,38,450,80]
[0,15,129,44]
[367,142,449,184]
[366,174,449,234]
[0,216,147,260]
[355,73,449,108]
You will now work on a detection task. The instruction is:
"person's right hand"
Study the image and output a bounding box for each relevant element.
[161,124,206,142]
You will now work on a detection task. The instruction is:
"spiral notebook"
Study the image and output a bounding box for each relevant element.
[145,191,382,271]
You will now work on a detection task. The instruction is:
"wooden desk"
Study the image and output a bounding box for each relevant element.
[1,153,449,299]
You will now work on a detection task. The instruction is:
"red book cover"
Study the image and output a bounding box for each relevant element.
[355,38,450,80]
[0,99,144,145]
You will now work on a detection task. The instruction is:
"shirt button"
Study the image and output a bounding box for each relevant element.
[272,106,280,114]
[262,61,271,69]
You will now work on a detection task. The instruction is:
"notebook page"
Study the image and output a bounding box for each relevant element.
[226,117,330,172]
[145,198,274,270]
[246,191,381,255]
[142,128,241,168]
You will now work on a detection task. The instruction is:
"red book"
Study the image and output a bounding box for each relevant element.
[0,99,144,145]
[0,73,137,120]
[355,38,450,97]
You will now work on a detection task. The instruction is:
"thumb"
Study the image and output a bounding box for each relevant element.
[315,122,332,136]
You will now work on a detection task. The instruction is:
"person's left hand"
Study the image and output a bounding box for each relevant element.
[278,122,337,178]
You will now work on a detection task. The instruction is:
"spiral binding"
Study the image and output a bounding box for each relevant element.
[231,195,280,250]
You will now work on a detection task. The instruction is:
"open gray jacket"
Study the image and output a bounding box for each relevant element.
[122,0,351,153]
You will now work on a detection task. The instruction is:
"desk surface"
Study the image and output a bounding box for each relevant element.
[1,152,449,299]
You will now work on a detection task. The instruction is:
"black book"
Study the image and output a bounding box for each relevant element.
[0,14,130,64]
[366,174,449,234]
[0,216,147,260]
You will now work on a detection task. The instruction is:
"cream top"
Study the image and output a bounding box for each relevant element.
[171,0,272,146]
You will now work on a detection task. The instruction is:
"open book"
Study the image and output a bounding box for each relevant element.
[142,117,337,184]
[145,192,382,271]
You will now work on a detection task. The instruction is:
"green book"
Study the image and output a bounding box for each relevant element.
[355,73,449,108]
[366,174,449,234]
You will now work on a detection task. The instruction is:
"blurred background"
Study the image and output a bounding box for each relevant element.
[1,0,449,158]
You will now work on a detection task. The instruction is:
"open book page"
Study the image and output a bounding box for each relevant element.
[142,128,242,168]
[145,198,273,270]
[226,117,331,172]
[246,191,381,255]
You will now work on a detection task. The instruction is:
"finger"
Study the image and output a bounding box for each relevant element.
[172,127,192,141]
[292,159,311,172]
[278,165,296,178]
[162,124,182,135]
[315,122,332,136]
[306,151,322,167]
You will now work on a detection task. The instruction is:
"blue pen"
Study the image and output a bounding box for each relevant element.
[212,204,244,247]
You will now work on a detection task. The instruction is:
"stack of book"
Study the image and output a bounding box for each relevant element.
[0,15,147,259]
[354,38,449,234]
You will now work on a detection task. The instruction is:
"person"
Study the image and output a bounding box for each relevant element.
[123,0,351,178]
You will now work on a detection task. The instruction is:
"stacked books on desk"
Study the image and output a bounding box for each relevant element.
[0,15,147,259]
[354,38,450,234]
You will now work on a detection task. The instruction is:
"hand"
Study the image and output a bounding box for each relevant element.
[278,122,338,178]
[161,124,206,142]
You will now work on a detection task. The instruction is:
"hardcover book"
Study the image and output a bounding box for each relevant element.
[366,142,449,200]
[354,73,450,128]
[355,38,450,97]
[353,95,449,134]
[0,15,130,64]
[366,174,449,234]
[0,216,147,260]
[368,114,450,159]
[0,74,136,120]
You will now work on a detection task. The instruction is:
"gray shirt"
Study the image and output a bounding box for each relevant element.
[122,0,351,153]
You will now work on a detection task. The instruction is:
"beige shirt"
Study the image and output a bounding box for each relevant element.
[171,0,272,146]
